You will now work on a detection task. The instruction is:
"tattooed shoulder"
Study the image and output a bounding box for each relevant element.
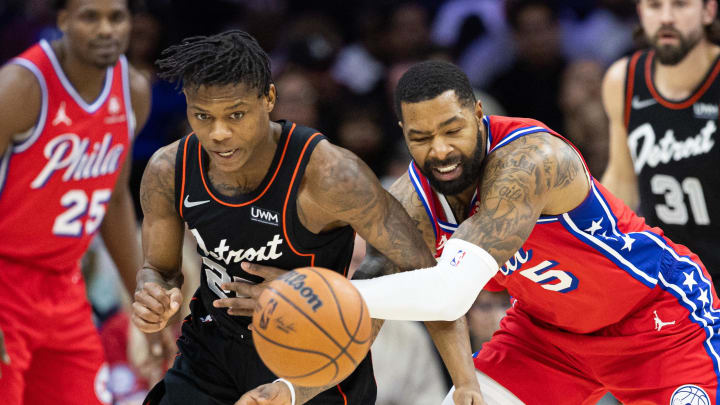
[304,141,383,219]
[140,140,179,216]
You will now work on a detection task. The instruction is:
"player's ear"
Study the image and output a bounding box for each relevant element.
[265,83,276,113]
[57,9,70,33]
[702,0,717,26]
[474,100,484,119]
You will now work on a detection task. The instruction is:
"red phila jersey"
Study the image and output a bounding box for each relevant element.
[0,40,133,272]
[409,116,718,333]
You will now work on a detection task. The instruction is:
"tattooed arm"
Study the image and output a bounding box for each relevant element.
[131,142,186,333]
[352,132,589,322]
[285,142,482,404]
[452,133,587,265]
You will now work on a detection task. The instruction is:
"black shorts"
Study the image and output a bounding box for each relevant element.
[144,299,376,405]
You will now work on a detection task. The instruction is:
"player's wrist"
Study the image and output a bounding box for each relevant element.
[274,378,296,405]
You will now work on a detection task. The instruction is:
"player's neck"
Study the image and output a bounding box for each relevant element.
[654,40,720,100]
[445,183,478,221]
[209,122,281,196]
[51,40,110,104]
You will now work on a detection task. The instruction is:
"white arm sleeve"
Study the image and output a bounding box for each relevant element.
[351,239,499,321]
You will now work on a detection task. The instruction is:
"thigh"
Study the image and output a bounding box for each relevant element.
[22,306,111,405]
[599,324,719,404]
[0,264,50,405]
[473,308,603,405]
[154,316,245,405]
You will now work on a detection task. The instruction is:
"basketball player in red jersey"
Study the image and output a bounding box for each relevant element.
[131,30,484,405]
[0,0,153,404]
[602,0,720,292]
[338,60,719,404]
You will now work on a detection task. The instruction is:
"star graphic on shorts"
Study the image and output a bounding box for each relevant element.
[704,310,718,321]
[698,288,710,307]
[621,234,635,251]
[683,272,698,291]
[599,231,617,241]
[585,218,603,236]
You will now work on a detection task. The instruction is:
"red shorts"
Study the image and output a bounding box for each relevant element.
[474,296,720,405]
[0,259,111,405]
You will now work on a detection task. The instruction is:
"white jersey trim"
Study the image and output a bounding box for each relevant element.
[39,39,113,114]
[119,55,136,140]
[8,58,48,153]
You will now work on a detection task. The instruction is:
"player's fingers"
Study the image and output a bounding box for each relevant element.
[143,283,172,310]
[226,307,254,317]
[131,312,165,333]
[134,289,168,316]
[213,297,254,311]
[168,288,182,315]
[221,282,257,298]
[241,262,284,280]
[132,302,167,324]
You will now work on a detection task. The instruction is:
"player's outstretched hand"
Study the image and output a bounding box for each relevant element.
[453,385,487,405]
[0,327,10,378]
[132,282,183,333]
[214,262,287,317]
[235,381,292,405]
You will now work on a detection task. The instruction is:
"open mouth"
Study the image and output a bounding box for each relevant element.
[432,162,462,180]
[215,149,238,158]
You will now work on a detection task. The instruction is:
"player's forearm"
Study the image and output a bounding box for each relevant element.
[100,187,142,294]
[137,265,184,292]
[352,239,497,321]
[424,318,479,388]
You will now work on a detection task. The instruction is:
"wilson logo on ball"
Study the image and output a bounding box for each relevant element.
[281,273,324,311]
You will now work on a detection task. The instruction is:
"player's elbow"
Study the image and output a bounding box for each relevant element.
[435,297,475,321]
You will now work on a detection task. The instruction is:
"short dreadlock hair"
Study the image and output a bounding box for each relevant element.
[156,29,273,97]
[53,0,138,13]
[394,60,477,121]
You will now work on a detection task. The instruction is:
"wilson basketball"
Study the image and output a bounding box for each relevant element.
[252,267,372,387]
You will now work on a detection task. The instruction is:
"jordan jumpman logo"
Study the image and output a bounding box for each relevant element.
[654,310,675,331]
[52,102,72,126]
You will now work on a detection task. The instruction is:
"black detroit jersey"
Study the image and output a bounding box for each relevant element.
[625,50,720,276]
[174,120,356,335]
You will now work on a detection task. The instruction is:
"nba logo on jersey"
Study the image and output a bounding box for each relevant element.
[670,384,710,405]
[450,250,466,267]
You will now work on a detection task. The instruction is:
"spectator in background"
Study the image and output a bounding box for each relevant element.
[559,59,609,176]
[431,0,515,88]
[0,0,60,64]
[270,69,321,129]
[125,10,187,220]
[560,0,636,66]
[336,103,388,175]
[488,0,567,131]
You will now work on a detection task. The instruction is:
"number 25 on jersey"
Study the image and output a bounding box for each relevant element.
[53,189,111,237]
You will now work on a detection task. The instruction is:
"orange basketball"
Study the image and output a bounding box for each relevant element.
[252,267,372,387]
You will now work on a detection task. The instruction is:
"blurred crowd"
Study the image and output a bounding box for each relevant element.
[0,0,649,404]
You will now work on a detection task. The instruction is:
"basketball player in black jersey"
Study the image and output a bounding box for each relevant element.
[602,0,720,289]
[130,30,484,405]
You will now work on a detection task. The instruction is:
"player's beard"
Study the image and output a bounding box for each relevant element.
[650,25,703,65]
[419,124,485,196]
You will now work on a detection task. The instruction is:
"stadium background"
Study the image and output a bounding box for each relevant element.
[0,1,679,404]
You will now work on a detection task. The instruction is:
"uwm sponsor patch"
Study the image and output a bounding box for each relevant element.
[251,206,280,226]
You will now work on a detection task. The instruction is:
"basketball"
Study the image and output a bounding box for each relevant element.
[252,267,372,387]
